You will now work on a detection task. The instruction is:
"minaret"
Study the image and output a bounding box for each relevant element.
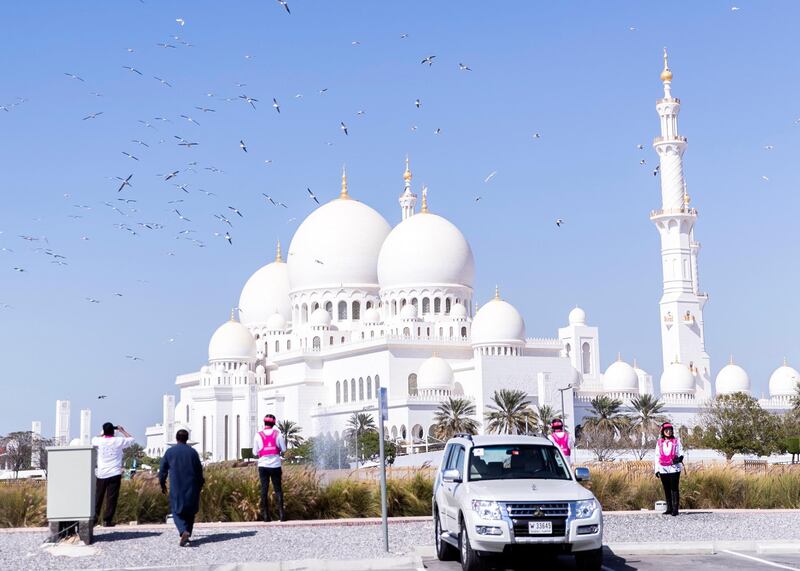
[399,156,417,220]
[650,49,712,398]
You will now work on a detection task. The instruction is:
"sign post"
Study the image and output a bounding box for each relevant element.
[378,387,389,552]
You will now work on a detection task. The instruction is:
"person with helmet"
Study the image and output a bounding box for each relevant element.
[548,418,575,467]
[253,413,286,521]
[654,422,684,516]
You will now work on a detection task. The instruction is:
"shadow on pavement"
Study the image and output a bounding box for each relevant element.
[191,530,258,545]
[603,547,641,570]
[94,530,163,542]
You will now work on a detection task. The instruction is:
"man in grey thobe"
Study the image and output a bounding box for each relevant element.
[159,429,204,546]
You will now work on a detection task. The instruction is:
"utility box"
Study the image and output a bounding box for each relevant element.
[46,446,96,544]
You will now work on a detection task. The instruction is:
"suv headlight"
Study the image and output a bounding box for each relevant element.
[574,499,599,520]
[471,500,502,520]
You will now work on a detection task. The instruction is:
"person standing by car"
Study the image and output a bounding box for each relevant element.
[253,414,286,522]
[548,418,575,466]
[91,422,134,527]
[654,422,684,516]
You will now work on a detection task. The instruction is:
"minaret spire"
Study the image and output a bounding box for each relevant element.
[660,47,673,98]
[399,155,417,220]
[420,186,429,213]
[340,165,350,199]
[275,240,283,262]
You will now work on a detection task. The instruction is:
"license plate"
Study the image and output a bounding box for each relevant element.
[528,521,552,534]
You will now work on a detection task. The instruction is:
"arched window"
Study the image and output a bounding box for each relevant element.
[565,343,571,358]
[391,300,397,316]
[366,301,372,309]
[275,340,280,353]
[370,330,375,338]
[313,336,321,350]
[325,301,333,314]
[449,326,454,337]
[352,301,361,320]
[401,298,407,307]
[338,301,347,320]
[359,377,364,400]
[341,336,345,343]
[343,380,349,402]
[408,373,418,396]
[301,303,309,323]
[417,327,421,336]
[375,374,380,390]
[582,342,591,374]
[439,327,443,337]
[286,340,292,350]
[434,298,441,313]
[411,298,418,308]
[367,376,373,399]
[401,425,407,440]
[445,298,451,314]
[330,336,334,345]
[336,381,341,403]
[403,327,410,336]
[461,326,467,338]
[312,302,319,311]
[422,297,430,314]
[351,379,356,401]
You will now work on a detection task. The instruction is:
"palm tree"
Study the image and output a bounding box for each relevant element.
[583,395,629,435]
[534,404,562,435]
[345,412,377,462]
[277,420,304,449]
[433,397,479,440]
[485,389,537,435]
[628,394,668,444]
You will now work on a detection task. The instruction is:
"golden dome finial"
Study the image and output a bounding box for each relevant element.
[617,352,622,362]
[783,356,788,366]
[494,285,500,300]
[275,240,283,263]
[729,354,734,365]
[420,186,429,213]
[683,191,691,208]
[230,307,236,322]
[403,155,412,183]
[660,47,673,82]
[340,165,350,199]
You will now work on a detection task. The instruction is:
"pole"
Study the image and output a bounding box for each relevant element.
[355,428,359,469]
[378,387,389,552]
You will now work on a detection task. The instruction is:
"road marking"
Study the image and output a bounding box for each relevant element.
[721,550,800,570]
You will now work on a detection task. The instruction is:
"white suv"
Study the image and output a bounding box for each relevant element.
[432,434,603,571]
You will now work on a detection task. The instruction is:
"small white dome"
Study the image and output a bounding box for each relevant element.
[603,360,639,392]
[287,196,391,292]
[400,303,418,320]
[660,362,695,394]
[309,308,332,327]
[200,365,210,374]
[378,211,475,290]
[716,363,751,395]
[471,296,525,345]
[418,356,454,389]
[256,364,266,375]
[238,254,291,326]
[450,302,468,320]
[208,317,257,361]
[363,307,381,324]
[266,312,287,332]
[568,306,586,326]
[769,362,800,397]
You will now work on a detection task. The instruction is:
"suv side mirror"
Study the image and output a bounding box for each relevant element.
[574,467,590,482]
[442,469,462,483]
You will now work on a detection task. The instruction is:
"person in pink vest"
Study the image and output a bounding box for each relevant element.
[654,422,684,516]
[253,414,287,521]
[548,418,575,466]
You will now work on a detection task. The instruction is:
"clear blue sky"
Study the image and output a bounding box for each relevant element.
[1,1,798,439]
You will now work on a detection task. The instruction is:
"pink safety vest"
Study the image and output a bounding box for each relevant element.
[258,429,279,457]
[551,430,571,456]
[657,437,677,466]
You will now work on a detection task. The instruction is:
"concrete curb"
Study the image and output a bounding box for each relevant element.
[116,556,424,571]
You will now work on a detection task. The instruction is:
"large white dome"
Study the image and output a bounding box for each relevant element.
[238,248,291,325]
[769,362,800,397]
[471,295,525,345]
[208,316,257,361]
[287,193,390,293]
[603,359,639,392]
[715,362,751,395]
[418,356,454,389]
[377,211,474,289]
[660,362,695,394]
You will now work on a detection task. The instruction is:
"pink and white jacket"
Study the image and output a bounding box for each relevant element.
[653,437,683,474]
[548,430,575,466]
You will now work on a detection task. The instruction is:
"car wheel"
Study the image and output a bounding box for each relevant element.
[459,519,484,571]
[434,508,457,561]
[575,547,603,571]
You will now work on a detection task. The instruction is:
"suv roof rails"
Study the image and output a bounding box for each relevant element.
[453,433,474,441]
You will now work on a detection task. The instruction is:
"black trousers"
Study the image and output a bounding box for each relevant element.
[95,474,122,525]
[660,471,681,515]
[258,466,284,521]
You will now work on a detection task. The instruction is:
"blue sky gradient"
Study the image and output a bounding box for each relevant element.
[1,1,798,438]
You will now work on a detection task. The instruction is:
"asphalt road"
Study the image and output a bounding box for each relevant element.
[414,550,800,570]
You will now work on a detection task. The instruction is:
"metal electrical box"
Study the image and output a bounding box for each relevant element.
[46,446,97,521]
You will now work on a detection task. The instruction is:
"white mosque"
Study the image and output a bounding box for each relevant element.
[145,52,798,461]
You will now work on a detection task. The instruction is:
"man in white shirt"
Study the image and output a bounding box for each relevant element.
[91,422,134,526]
[252,414,286,521]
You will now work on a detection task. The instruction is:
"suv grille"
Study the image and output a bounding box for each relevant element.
[502,502,569,538]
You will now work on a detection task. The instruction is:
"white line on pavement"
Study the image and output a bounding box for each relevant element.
[721,550,800,570]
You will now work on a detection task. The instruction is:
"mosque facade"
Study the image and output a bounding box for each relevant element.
[145,54,797,461]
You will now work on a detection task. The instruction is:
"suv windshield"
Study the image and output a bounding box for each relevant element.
[468,444,571,481]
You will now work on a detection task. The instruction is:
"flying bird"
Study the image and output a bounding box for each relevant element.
[484,171,497,183]
[164,170,179,181]
[653,166,660,176]
[764,145,774,150]
[122,66,143,75]
[228,206,243,217]
[458,63,472,71]
[262,193,276,206]
[637,144,645,150]
[97,395,108,399]
[125,355,144,361]
[64,72,85,82]
[434,128,441,135]
[122,151,139,161]
[415,99,421,108]
[154,76,172,87]
[277,0,290,14]
[272,98,281,113]
[239,94,258,109]
[224,232,232,245]
[173,209,191,221]
[340,122,348,135]
[195,106,215,113]
[307,188,320,204]
[239,140,248,152]
[421,55,436,66]
[556,218,564,227]
[131,139,149,147]
[176,17,185,26]
[180,114,200,126]
[82,111,104,120]
[116,174,133,192]
[85,297,101,303]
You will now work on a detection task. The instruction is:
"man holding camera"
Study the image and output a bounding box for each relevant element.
[91,422,135,527]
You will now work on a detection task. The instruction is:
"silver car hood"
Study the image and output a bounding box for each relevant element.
[464,478,596,503]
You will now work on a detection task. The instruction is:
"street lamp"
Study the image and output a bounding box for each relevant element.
[557,384,573,428]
